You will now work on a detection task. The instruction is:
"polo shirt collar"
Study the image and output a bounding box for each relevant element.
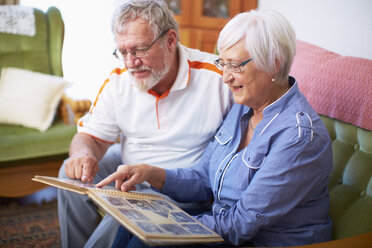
[169,43,190,92]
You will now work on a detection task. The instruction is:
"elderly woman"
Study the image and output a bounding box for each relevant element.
[98,9,333,247]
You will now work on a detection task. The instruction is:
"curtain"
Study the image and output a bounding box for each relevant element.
[0,0,19,5]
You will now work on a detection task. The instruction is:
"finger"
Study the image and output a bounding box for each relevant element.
[120,174,139,192]
[75,162,83,180]
[115,165,128,189]
[96,171,123,188]
[115,178,125,190]
[64,161,72,178]
[82,160,95,182]
[65,159,76,179]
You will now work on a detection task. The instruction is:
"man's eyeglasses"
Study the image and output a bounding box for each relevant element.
[214,58,254,73]
[113,29,169,60]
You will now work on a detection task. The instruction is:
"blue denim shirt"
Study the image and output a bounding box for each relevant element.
[162,77,333,246]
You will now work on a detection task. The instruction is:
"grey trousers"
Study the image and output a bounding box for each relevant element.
[58,144,123,248]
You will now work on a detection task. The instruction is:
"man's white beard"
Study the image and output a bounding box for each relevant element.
[128,62,170,92]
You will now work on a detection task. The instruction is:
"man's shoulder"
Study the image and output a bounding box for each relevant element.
[180,44,218,63]
[179,45,222,77]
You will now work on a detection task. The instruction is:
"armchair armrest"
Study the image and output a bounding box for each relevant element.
[241,232,372,248]
[59,95,91,125]
[291,232,372,248]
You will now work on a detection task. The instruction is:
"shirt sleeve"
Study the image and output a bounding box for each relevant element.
[161,139,217,202]
[77,75,121,142]
[196,127,332,246]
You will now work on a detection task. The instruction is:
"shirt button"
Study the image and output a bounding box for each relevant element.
[219,169,222,173]
[354,144,359,150]
[299,112,304,115]
[256,214,261,218]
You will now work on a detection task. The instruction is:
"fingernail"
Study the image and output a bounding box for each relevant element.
[82,175,88,181]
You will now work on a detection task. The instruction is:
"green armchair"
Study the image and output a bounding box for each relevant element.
[0,6,90,197]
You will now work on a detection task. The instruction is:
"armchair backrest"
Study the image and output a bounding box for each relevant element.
[0,6,64,77]
[290,40,372,240]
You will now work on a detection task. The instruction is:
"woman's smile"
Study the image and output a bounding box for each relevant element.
[229,85,243,93]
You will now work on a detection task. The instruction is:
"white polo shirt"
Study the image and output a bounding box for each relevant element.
[78,44,233,169]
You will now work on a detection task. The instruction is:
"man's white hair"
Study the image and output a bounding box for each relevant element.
[112,0,179,40]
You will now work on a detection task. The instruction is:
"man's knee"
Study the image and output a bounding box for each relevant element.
[58,159,68,178]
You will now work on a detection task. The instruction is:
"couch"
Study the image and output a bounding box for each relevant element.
[288,40,372,247]
[0,6,90,197]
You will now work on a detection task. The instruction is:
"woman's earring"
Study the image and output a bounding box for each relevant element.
[272,78,275,82]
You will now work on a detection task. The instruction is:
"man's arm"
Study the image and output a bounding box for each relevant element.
[65,132,112,182]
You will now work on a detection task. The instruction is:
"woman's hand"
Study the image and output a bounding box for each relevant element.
[96,163,166,192]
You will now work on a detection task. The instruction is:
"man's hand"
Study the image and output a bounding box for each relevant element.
[65,153,99,182]
[65,133,112,182]
[96,164,166,192]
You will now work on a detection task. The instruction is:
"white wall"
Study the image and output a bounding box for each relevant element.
[21,0,121,100]
[20,0,371,100]
[258,0,372,60]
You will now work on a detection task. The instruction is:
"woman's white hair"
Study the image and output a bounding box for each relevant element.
[112,0,179,41]
[217,9,296,83]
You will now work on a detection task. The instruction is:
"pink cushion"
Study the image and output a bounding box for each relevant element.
[290,40,372,131]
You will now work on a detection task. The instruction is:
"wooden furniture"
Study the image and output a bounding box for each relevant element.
[165,0,257,53]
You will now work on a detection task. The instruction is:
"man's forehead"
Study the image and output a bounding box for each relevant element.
[122,18,152,35]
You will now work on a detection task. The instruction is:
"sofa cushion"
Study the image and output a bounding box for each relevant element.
[291,40,372,130]
[0,119,76,163]
[0,67,70,131]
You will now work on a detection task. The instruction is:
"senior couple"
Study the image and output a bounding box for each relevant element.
[58,0,332,247]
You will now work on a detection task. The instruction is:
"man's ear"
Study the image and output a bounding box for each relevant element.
[166,29,178,51]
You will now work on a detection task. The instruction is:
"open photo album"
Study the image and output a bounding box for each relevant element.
[32,175,223,246]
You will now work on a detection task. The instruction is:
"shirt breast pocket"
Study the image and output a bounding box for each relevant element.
[242,148,267,180]
[209,127,233,163]
[215,127,232,145]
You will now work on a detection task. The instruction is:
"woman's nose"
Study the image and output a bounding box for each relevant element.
[222,70,234,84]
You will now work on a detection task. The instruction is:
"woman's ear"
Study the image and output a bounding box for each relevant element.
[274,58,281,73]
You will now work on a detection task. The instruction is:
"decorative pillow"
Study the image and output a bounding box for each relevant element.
[290,40,372,130]
[0,67,71,131]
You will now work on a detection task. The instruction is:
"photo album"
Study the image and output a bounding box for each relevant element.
[32,175,223,246]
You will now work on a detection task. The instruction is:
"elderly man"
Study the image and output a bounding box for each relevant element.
[57,0,232,247]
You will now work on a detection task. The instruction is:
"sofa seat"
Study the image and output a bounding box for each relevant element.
[0,119,76,164]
